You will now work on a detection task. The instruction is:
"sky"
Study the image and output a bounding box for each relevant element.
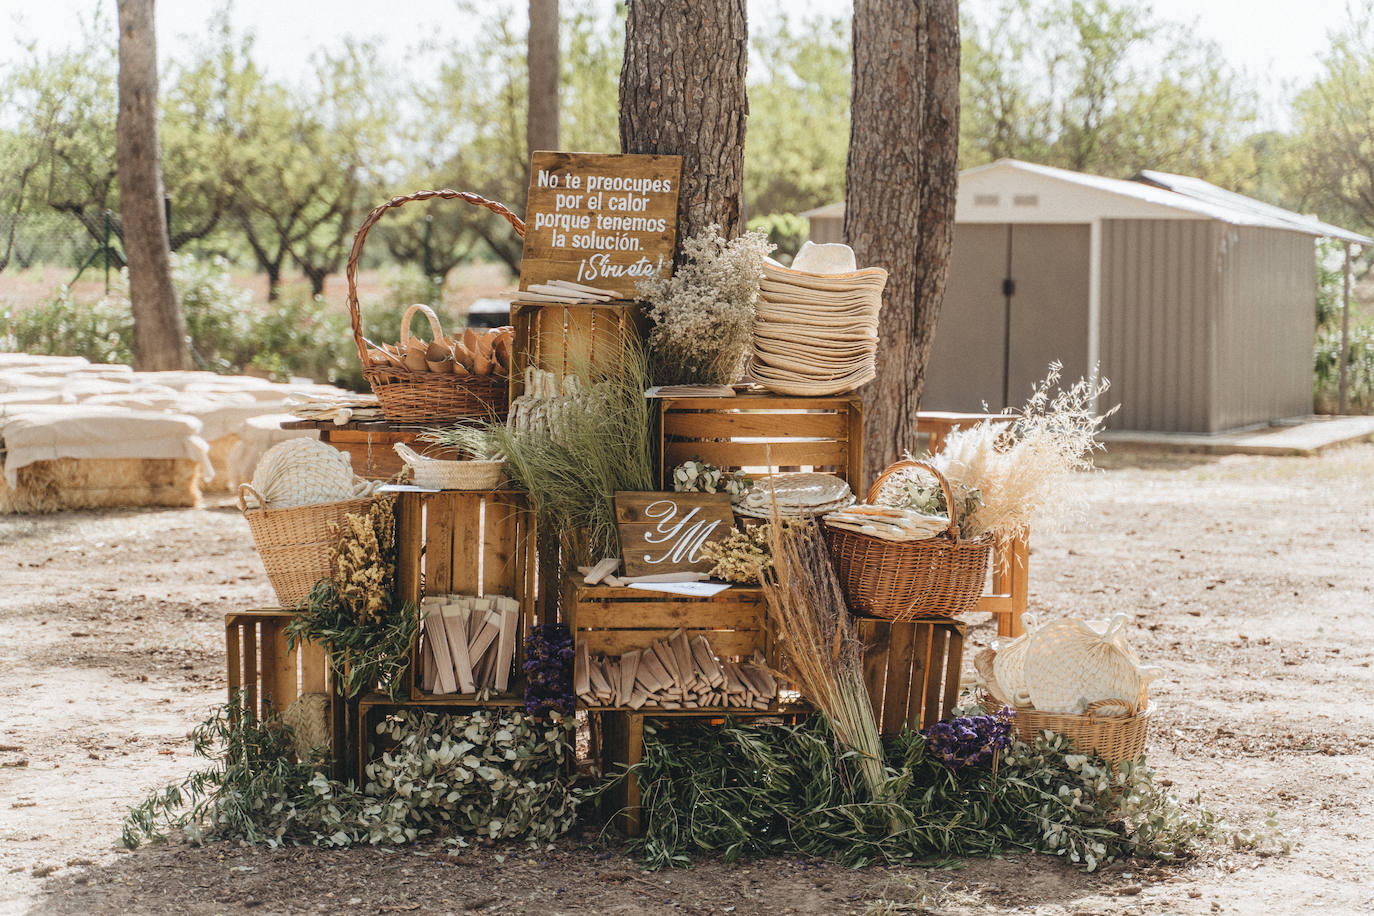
[0,0,1356,130]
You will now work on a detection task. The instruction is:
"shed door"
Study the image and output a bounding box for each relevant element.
[922,223,1091,413]
[1006,224,1091,406]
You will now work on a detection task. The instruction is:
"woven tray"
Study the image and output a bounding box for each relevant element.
[393,442,504,491]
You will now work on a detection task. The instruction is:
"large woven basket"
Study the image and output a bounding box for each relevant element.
[825,460,992,620]
[1008,698,1151,765]
[346,189,521,423]
[239,485,372,609]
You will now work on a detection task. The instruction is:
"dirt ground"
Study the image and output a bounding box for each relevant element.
[3,443,1373,915]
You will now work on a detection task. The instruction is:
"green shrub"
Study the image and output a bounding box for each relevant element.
[1315,321,1374,414]
[747,212,810,265]
[0,285,133,365]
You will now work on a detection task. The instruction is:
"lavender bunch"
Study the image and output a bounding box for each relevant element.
[522,624,575,717]
[921,709,1014,770]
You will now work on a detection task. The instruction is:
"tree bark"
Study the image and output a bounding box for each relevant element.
[116,0,190,370]
[845,0,960,487]
[619,0,748,243]
[528,0,560,157]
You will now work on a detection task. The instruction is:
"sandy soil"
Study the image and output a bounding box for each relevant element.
[3,443,1373,915]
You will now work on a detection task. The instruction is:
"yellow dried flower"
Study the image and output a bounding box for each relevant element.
[329,496,396,624]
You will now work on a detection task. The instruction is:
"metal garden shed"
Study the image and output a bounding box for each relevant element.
[803,159,1370,433]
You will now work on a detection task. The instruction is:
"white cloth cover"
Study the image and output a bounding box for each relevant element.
[0,405,212,486]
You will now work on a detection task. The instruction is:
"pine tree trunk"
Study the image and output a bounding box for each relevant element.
[116,0,191,370]
[528,0,560,156]
[619,0,748,243]
[845,0,960,487]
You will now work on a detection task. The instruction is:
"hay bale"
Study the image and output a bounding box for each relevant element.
[203,434,241,493]
[0,457,202,514]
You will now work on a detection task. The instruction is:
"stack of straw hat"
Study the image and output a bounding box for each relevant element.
[746,242,887,396]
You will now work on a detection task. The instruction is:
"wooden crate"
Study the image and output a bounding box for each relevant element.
[352,693,526,785]
[279,419,461,481]
[572,584,772,667]
[658,392,864,490]
[225,609,329,720]
[394,489,537,701]
[858,618,966,735]
[510,302,642,399]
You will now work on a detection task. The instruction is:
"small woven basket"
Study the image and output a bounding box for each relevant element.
[393,442,504,491]
[346,190,521,423]
[824,460,992,620]
[1008,698,1152,765]
[239,485,372,609]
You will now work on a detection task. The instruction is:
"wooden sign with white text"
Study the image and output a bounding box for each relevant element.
[519,151,682,299]
[614,491,734,578]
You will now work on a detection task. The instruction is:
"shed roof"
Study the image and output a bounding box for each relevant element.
[802,159,1371,243]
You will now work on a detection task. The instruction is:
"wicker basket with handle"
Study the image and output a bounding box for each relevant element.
[346,189,523,423]
[239,484,373,609]
[995,694,1152,765]
[824,460,992,620]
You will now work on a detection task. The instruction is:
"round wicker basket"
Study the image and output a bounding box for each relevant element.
[393,443,504,491]
[1009,698,1152,765]
[824,460,991,620]
[239,485,372,609]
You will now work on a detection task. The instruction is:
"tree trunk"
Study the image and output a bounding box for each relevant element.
[619,0,748,243]
[116,0,191,370]
[528,0,560,157]
[845,0,960,487]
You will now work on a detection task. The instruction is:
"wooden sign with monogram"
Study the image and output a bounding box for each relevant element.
[614,491,735,578]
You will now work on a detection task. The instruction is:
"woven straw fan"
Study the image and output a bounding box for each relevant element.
[991,612,1039,707]
[248,438,365,509]
[1022,615,1163,715]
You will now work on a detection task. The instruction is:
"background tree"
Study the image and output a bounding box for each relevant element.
[620,0,749,243]
[115,0,191,370]
[846,0,961,484]
[1290,2,1374,240]
[959,0,1257,184]
[527,0,560,157]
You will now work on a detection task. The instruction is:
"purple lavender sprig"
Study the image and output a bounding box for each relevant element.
[522,623,575,717]
[921,708,1014,770]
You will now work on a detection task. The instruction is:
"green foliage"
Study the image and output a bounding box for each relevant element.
[430,338,656,565]
[287,582,417,702]
[960,0,1257,182]
[746,213,810,264]
[1289,3,1374,237]
[620,717,1219,872]
[1315,323,1374,414]
[745,15,850,216]
[122,701,579,850]
[0,285,133,365]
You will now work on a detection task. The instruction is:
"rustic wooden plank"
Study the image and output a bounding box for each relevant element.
[271,620,299,709]
[509,304,537,400]
[664,394,860,412]
[845,398,865,490]
[564,305,595,375]
[579,585,766,601]
[941,625,966,722]
[576,601,765,630]
[225,619,242,705]
[581,629,765,659]
[905,623,935,731]
[858,618,891,726]
[520,152,682,300]
[922,626,949,730]
[483,493,521,596]
[395,493,423,607]
[243,621,259,720]
[664,440,847,473]
[614,492,734,577]
[664,410,848,441]
[881,622,917,735]
[257,620,280,716]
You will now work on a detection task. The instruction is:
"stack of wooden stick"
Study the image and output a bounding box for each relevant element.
[574,628,778,710]
[420,594,521,695]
